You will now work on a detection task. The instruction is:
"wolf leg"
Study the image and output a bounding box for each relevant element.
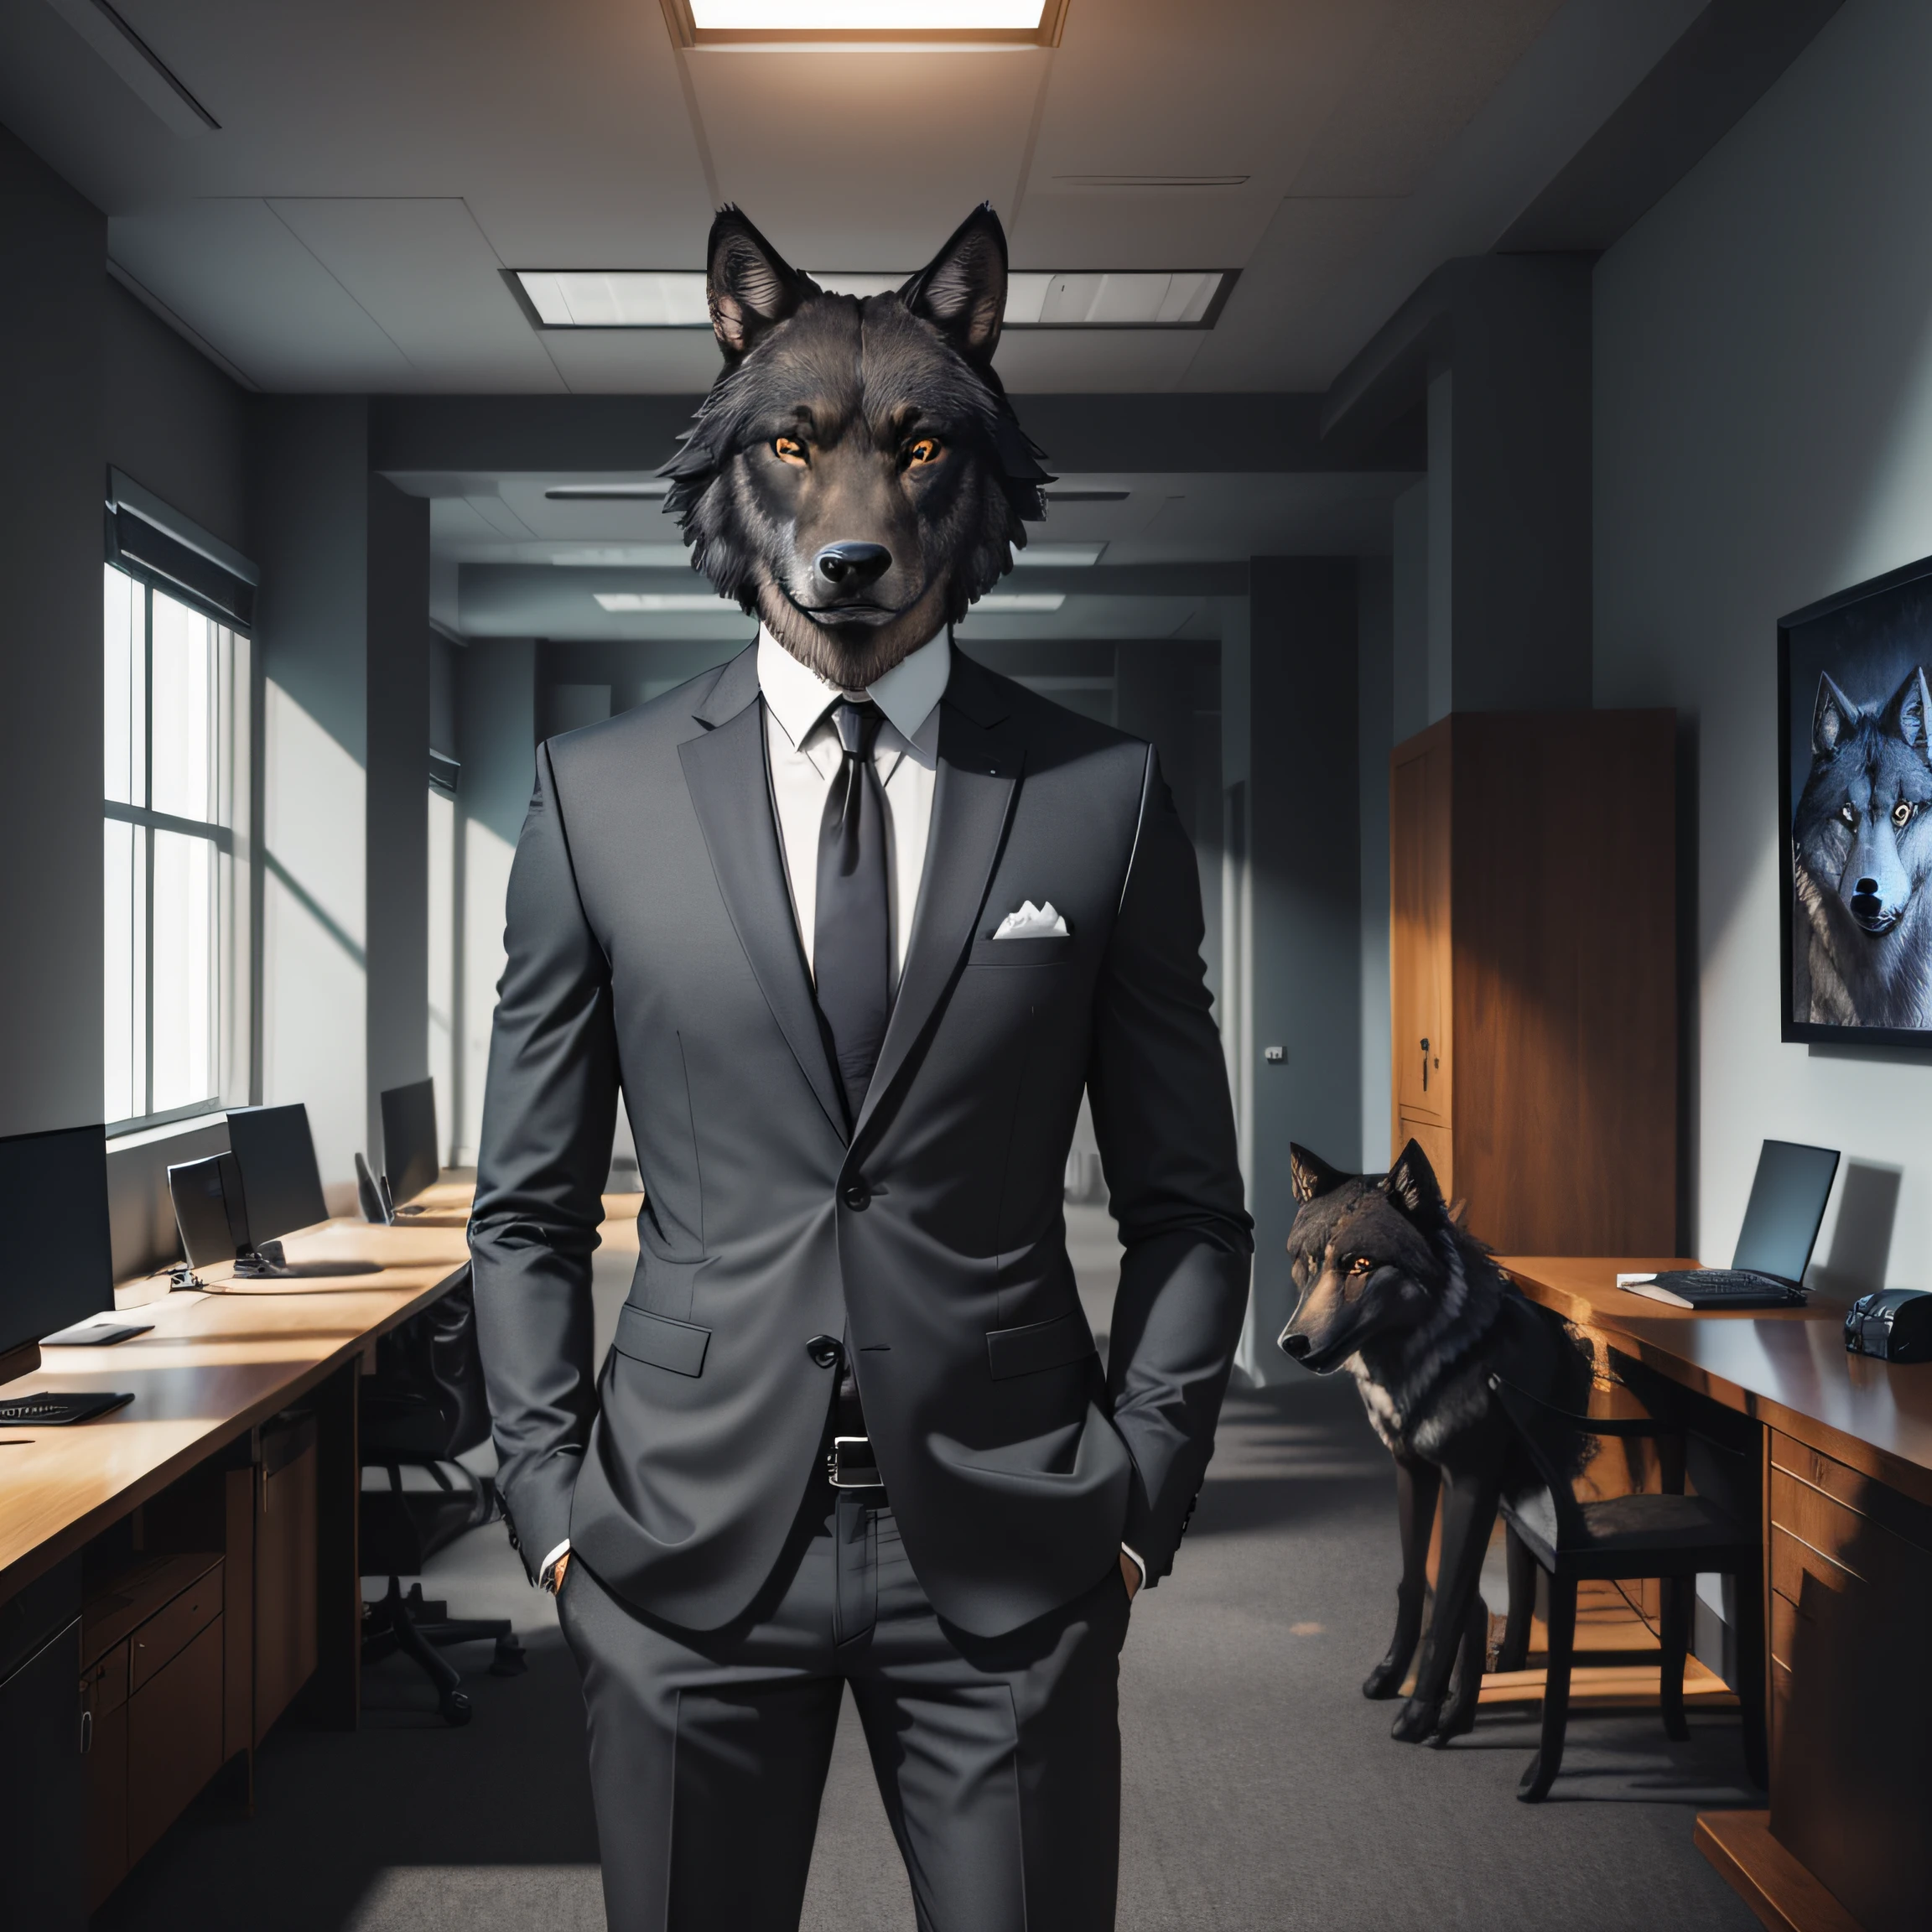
[1363,1453,1439,1700]
[1392,1467,1498,1744]
[1431,1591,1491,1743]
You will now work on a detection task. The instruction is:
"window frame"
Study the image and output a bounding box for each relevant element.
[103,563,252,1135]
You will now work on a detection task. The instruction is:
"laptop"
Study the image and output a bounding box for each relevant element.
[1620,1140,1840,1311]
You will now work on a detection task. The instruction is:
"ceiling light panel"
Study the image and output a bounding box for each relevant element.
[663,0,1067,46]
[595,592,737,612]
[518,269,1230,330]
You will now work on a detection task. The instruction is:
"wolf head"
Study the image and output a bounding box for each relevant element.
[663,204,1051,688]
[1794,666,1932,937]
[1278,1140,1498,1375]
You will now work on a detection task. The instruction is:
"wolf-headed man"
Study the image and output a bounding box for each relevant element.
[470,205,1251,1931]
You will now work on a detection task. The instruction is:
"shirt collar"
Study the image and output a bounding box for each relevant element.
[756,625,950,751]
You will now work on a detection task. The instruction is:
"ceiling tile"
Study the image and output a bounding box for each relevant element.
[267,198,564,391]
[109,200,415,390]
[685,49,1047,264]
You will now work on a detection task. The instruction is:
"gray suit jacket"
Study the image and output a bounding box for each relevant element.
[470,643,1251,1637]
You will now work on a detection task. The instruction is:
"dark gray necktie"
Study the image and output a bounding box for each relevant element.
[814,699,891,1123]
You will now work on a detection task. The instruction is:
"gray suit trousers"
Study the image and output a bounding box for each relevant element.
[558,1475,1131,1932]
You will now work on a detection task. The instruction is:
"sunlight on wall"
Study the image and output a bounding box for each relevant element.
[428,787,455,1162]
[263,679,365,1194]
[458,813,514,1165]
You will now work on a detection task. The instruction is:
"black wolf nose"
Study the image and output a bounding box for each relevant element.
[1280,1332,1311,1360]
[814,542,891,590]
[1857,876,1879,895]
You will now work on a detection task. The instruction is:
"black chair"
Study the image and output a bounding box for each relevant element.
[360,1267,525,1725]
[1488,1368,1768,1802]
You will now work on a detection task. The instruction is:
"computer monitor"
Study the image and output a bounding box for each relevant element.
[0,1124,113,1384]
[1732,1140,1841,1282]
[169,1151,252,1270]
[224,1104,328,1244]
[380,1078,440,1208]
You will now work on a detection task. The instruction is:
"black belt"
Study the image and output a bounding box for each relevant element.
[828,1357,884,1495]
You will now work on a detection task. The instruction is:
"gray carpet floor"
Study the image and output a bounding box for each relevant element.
[100,1209,1762,1930]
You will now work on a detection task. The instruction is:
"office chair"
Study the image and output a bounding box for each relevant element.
[359,1267,525,1726]
[1488,1362,1768,1803]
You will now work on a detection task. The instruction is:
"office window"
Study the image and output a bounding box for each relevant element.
[104,565,249,1130]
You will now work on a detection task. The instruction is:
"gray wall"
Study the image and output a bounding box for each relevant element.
[366,478,432,1158]
[1232,559,1360,1383]
[1596,0,1932,1284]
[453,637,537,1163]
[102,280,252,554]
[1358,557,1394,1172]
[0,125,105,1139]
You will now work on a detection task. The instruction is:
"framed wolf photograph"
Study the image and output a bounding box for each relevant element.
[1779,552,1932,1042]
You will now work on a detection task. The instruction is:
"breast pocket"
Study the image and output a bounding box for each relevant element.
[969,937,1074,968]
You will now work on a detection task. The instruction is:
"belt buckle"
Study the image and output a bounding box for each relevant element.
[827,1434,884,1490]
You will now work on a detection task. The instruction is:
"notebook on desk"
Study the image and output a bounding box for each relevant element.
[1618,1139,1839,1311]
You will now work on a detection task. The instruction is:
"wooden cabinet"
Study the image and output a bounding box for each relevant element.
[80,1554,225,1905]
[1768,1434,1932,1932]
[1389,712,1678,1252]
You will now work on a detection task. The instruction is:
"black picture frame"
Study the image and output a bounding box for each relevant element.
[1779,550,1932,1046]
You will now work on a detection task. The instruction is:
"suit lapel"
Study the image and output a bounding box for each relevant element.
[678,649,848,1143]
[854,655,1021,1145]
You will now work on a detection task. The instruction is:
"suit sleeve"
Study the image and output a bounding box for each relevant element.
[1087,750,1253,1586]
[468,742,619,1582]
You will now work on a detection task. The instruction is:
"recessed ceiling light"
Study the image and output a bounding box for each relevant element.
[544,482,672,501]
[516,268,1231,330]
[967,593,1066,614]
[1011,543,1104,567]
[1052,175,1250,190]
[595,592,736,613]
[1043,490,1130,503]
[553,546,692,568]
[662,0,1067,47]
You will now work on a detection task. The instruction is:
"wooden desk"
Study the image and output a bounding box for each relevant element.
[1503,1258,1932,1932]
[0,1218,471,1926]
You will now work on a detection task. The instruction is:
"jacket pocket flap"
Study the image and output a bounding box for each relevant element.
[613,1304,711,1377]
[969,936,1072,968]
[985,1311,1096,1379]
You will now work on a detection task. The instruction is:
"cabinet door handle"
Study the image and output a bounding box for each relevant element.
[1420,1038,1429,1093]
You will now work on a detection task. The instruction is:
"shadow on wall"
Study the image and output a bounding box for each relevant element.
[1807,1156,1903,1301]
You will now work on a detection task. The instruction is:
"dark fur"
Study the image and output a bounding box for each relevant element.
[664,204,1052,688]
[1792,665,1932,1027]
[1279,1140,1592,1745]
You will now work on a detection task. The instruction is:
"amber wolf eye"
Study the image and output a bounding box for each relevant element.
[772,437,807,465]
[905,437,943,466]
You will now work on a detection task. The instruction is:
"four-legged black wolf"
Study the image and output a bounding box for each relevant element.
[1278,1140,1592,1744]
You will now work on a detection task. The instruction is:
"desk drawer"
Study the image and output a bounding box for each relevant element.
[127,1617,224,1866]
[131,1562,223,1692]
[1772,1467,1932,1603]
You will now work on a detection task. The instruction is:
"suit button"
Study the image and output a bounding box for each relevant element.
[806,1335,842,1369]
[840,1179,871,1212]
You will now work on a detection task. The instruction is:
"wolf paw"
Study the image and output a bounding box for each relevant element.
[1390,1696,1440,1743]
[1361,1657,1407,1701]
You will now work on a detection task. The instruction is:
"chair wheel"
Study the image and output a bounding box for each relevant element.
[439,1690,474,1727]
[490,1635,527,1678]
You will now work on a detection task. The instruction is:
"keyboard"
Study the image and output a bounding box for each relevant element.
[0,1391,135,1427]
[1622,1269,1807,1311]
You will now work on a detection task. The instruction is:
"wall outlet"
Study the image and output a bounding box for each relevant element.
[1263,1045,1285,1063]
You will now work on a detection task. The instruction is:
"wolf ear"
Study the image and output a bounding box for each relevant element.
[1814,673,1861,756]
[706,207,813,359]
[1289,1144,1352,1205]
[1384,1140,1446,1223]
[1882,666,1932,763]
[899,204,1007,366]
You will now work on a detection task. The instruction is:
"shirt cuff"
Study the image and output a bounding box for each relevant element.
[538,1538,571,1592]
[1120,1542,1145,1589]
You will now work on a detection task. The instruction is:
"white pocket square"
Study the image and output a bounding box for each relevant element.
[994,900,1070,939]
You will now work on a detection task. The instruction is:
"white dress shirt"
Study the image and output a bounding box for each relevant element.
[757,622,946,987]
[541,628,1143,1595]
